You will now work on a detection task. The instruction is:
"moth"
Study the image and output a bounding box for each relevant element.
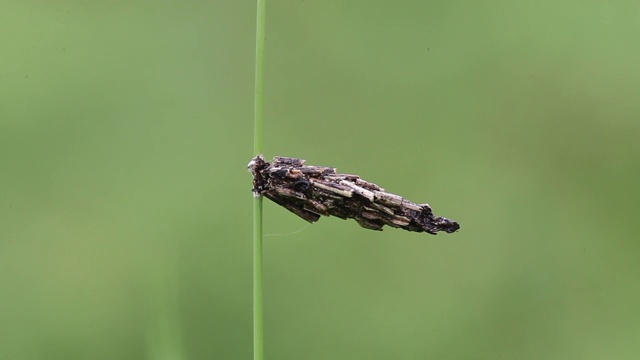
[248,155,460,235]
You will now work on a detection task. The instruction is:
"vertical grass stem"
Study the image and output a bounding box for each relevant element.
[253,0,266,359]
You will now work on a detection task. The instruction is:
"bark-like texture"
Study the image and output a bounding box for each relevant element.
[248,156,460,235]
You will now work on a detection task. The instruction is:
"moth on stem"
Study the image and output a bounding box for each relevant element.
[248,156,460,235]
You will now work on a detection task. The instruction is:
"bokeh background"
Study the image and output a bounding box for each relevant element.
[2,1,639,359]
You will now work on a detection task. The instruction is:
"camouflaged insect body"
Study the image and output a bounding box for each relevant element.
[248,156,460,235]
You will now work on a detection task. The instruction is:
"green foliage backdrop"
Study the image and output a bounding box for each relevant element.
[1,1,639,359]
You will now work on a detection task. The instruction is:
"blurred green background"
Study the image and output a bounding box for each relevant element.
[2,1,639,359]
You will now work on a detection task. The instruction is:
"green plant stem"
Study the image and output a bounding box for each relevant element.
[253,196,263,360]
[253,0,266,360]
[254,0,265,156]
